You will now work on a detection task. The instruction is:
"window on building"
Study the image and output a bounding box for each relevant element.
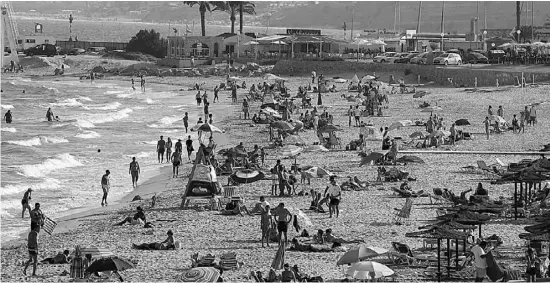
[17,40,23,44]
[45,39,49,43]
[26,39,36,43]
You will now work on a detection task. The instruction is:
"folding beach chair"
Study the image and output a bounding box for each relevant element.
[391,242,431,266]
[429,188,450,205]
[219,252,239,270]
[42,216,57,235]
[393,198,413,225]
[476,161,500,179]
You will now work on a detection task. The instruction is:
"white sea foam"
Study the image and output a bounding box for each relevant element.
[92,108,133,124]
[144,98,156,104]
[163,129,179,133]
[4,136,66,147]
[75,130,101,139]
[19,153,83,178]
[78,96,93,101]
[85,102,121,110]
[46,87,60,94]
[1,104,14,109]
[0,178,62,196]
[169,104,188,109]
[127,151,151,158]
[50,98,83,107]
[148,115,180,128]
[1,127,17,133]
[73,119,96,128]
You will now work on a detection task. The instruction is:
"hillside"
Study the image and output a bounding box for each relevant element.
[11,1,550,33]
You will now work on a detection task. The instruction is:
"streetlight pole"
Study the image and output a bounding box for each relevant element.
[69,14,73,39]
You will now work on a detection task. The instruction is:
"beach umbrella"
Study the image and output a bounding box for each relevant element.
[351,74,360,84]
[389,120,413,131]
[455,119,470,126]
[195,123,223,133]
[305,144,329,152]
[489,115,506,124]
[359,150,388,166]
[71,247,114,258]
[271,40,287,45]
[284,135,305,145]
[304,166,333,178]
[270,121,293,131]
[421,106,443,113]
[263,73,287,81]
[229,169,265,184]
[179,267,220,282]
[271,243,286,270]
[261,107,280,116]
[345,261,394,280]
[360,75,376,83]
[409,131,425,139]
[86,257,135,273]
[281,145,303,157]
[337,246,388,266]
[286,207,313,227]
[227,76,240,82]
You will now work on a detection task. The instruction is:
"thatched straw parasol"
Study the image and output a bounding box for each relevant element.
[437,210,491,238]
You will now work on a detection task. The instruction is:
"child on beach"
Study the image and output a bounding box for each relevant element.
[23,227,39,276]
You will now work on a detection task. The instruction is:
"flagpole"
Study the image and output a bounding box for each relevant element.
[192,20,195,36]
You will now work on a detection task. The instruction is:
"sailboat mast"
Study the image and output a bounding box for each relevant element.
[416,1,422,51]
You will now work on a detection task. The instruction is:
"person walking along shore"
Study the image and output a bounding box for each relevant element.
[129,157,140,188]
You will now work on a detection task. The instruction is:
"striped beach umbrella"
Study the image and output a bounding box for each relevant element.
[305,144,329,152]
[284,135,305,145]
[389,120,413,131]
[270,121,293,131]
[271,243,286,270]
[304,166,333,178]
[345,261,394,279]
[281,145,303,157]
[337,246,389,266]
[86,257,134,273]
[229,169,265,184]
[179,267,220,282]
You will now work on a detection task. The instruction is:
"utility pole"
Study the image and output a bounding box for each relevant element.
[416,1,422,51]
[394,1,397,32]
[440,1,445,51]
[531,1,534,42]
[516,1,521,42]
[351,5,354,40]
[476,2,479,49]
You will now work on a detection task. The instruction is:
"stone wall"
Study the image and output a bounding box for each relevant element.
[271,60,550,87]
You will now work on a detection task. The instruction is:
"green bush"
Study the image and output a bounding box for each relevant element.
[126,29,167,58]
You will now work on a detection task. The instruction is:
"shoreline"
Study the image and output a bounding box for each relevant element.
[1,81,238,248]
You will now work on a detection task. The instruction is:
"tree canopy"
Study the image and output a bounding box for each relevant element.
[126,29,167,58]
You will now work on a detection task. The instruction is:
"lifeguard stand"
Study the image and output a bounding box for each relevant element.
[1,2,20,68]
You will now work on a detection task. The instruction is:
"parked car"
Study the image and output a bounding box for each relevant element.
[67,48,85,55]
[24,44,58,57]
[373,52,397,63]
[433,53,462,65]
[463,52,489,64]
[409,52,428,64]
[487,49,506,63]
[387,53,408,63]
[394,53,417,64]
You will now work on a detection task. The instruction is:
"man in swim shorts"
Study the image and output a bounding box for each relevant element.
[157,136,166,163]
[273,203,292,246]
[171,149,182,178]
[183,112,189,133]
[21,188,32,218]
[23,227,39,276]
[185,136,194,161]
[129,157,140,188]
[101,170,110,206]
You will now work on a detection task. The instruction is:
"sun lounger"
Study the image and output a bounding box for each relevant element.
[476,160,501,179]
[391,242,434,266]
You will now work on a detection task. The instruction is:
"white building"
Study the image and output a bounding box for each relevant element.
[16,35,57,51]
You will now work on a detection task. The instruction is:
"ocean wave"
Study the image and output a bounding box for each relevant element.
[0,178,61,196]
[144,98,156,104]
[141,140,158,145]
[147,115,180,128]
[46,87,60,94]
[50,98,83,107]
[163,129,179,133]
[75,130,101,139]
[73,119,96,128]
[7,136,70,146]
[19,153,83,178]
[169,104,188,109]
[1,127,17,133]
[78,96,93,101]
[84,102,121,110]
[91,108,133,124]
[127,151,151,158]
[1,104,14,109]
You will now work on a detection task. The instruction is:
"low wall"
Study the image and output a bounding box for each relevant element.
[271,60,550,87]
[57,41,128,51]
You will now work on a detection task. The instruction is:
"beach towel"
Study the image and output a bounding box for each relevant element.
[42,216,57,235]
[485,251,504,282]
[271,243,285,270]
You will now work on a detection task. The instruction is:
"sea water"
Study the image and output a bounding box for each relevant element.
[1,76,214,243]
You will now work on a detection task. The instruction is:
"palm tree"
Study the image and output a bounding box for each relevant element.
[183,1,224,36]
[215,2,255,34]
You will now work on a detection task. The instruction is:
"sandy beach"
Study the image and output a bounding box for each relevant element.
[1,60,549,282]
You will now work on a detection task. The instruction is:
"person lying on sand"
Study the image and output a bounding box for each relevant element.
[289,238,334,252]
[224,199,252,217]
[114,206,146,226]
[324,229,364,244]
[133,230,175,250]
[41,250,70,264]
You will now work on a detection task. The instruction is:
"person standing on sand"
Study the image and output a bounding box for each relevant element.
[202,91,208,105]
[4,109,12,124]
[487,105,493,116]
[101,170,110,206]
[131,77,135,91]
[260,204,272,248]
[273,203,292,246]
[497,106,503,118]
[23,227,39,276]
[324,175,341,218]
[140,75,145,92]
[30,203,45,231]
[213,85,220,103]
[157,136,166,163]
[530,105,537,125]
[472,241,490,282]
[183,112,189,133]
[165,137,173,163]
[231,84,238,103]
[175,139,183,153]
[483,117,490,140]
[204,102,210,121]
[242,99,250,119]
[129,157,140,188]
[22,188,33,218]
[186,136,194,161]
[171,149,182,178]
